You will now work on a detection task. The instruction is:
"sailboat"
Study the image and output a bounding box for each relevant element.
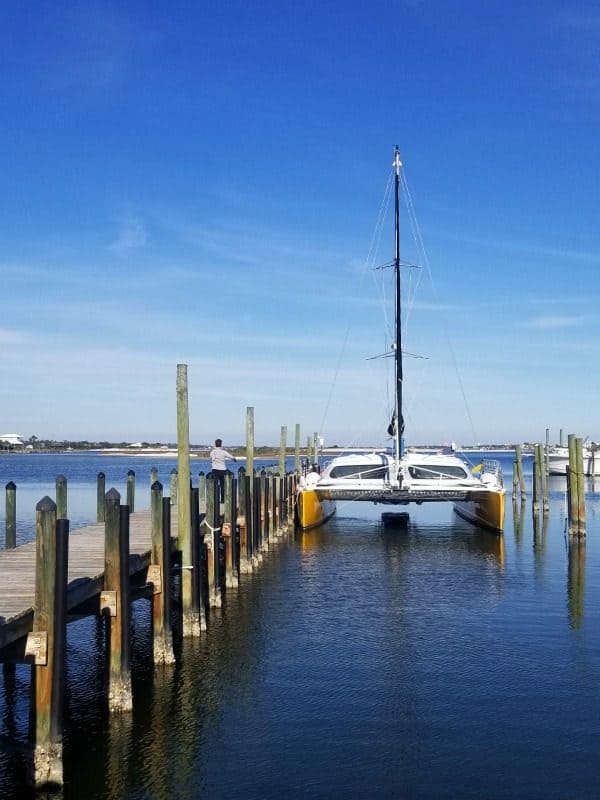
[296,147,505,532]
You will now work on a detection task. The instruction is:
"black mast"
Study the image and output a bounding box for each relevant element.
[388,146,404,456]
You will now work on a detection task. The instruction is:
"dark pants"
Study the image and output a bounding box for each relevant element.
[213,469,227,502]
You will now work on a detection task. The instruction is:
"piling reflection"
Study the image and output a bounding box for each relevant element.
[567,538,586,630]
[512,500,526,548]
[532,512,548,567]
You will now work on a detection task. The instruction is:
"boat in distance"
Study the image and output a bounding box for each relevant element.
[296,147,505,533]
[547,443,600,476]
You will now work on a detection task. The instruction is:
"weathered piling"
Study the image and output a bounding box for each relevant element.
[513,445,526,501]
[295,423,301,473]
[567,435,586,537]
[246,406,255,481]
[252,473,262,566]
[279,425,287,477]
[126,470,135,513]
[5,481,16,549]
[575,437,587,535]
[190,487,206,631]
[102,490,132,712]
[223,473,238,588]
[55,475,67,521]
[31,498,68,788]
[260,470,268,552]
[205,474,221,606]
[237,467,250,573]
[534,443,549,514]
[177,364,196,635]
[150,467,158,486]
[170,468,178,505]
[149,481,176,663]
[97,472,106,522]
[532,445,542,513]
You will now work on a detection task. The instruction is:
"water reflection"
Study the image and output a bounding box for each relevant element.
[532,512,549,566]
[567,538,586,630]
[512,500,526,548]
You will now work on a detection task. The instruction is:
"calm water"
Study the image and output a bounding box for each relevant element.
[1,452,600,799]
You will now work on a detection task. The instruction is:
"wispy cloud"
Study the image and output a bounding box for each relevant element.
[110,213,148,254]
[519,315,587,330]
[0,328,25,344]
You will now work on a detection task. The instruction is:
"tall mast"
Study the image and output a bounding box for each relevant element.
[393,146,404,461]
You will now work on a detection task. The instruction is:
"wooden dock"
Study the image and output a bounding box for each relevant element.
[0,508,177,651]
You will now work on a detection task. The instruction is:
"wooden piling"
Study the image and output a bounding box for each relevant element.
[126,470,135,513]
[223,473,237,588]
[103,490,133,712]
[170,468,178,506]
[532,445,541,513]
[55,475,67,521]
[149,482,176,662]
[31,497,68,788]
[205,474,221,606]
[514,445,526,501]
[252,474,261,566]
[190,487,206,631]
[176,363,195,635]
[150,467,158,487]
[237,467,250,573]
[97,472,106,522]
[575,437,587,537]
[567,434,578,535]
[279,426,287,477]
[5,481,16,549]
[295,423,301,473]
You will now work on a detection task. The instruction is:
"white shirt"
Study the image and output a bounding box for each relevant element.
[210,446,234,471]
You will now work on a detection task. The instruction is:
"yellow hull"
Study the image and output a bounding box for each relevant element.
[453,489,505,533]
[296,489,336,530]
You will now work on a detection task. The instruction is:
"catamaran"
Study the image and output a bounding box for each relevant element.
[297,147,505,532]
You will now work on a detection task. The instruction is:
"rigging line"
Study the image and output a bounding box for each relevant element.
[402,171,479,444]
[319,169,394,437]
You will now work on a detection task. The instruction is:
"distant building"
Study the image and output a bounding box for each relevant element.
[0,433,25,450]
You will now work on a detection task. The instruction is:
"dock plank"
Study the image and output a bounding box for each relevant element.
[0,508,178,650]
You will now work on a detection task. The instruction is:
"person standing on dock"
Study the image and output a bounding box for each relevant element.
[210,438,237,501]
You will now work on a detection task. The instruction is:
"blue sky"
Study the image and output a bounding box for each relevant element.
[1,1,599,446]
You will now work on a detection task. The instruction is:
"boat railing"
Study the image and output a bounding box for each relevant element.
[482,459,503,485]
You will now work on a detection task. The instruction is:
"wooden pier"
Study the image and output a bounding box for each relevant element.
[0,460,299,789]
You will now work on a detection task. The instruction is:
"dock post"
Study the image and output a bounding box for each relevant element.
[126,470,135,513]
[55,475,67,521]
[575,437,587,537]
[149,482,176,662]
[223,473,237,587]
[252,474,261,566]
[177,364,197,636]
[260,470,268,552]
[150,467,158,487]
[97,472,106,522]
[295,423,301,473]
[170,468,178,505]
[567,434,578,535]
[279,425,287,478]
[31,498,68,788]
[273,473,280,535]
[237,467,250,574]
[103,490,132,712]
[539,443,549,514]
[205,474,221,606]
[532,445,541,513]
[190,487,207,630]
[545,428,550,476]
[5,481,16,549]
[515,445,526,501]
